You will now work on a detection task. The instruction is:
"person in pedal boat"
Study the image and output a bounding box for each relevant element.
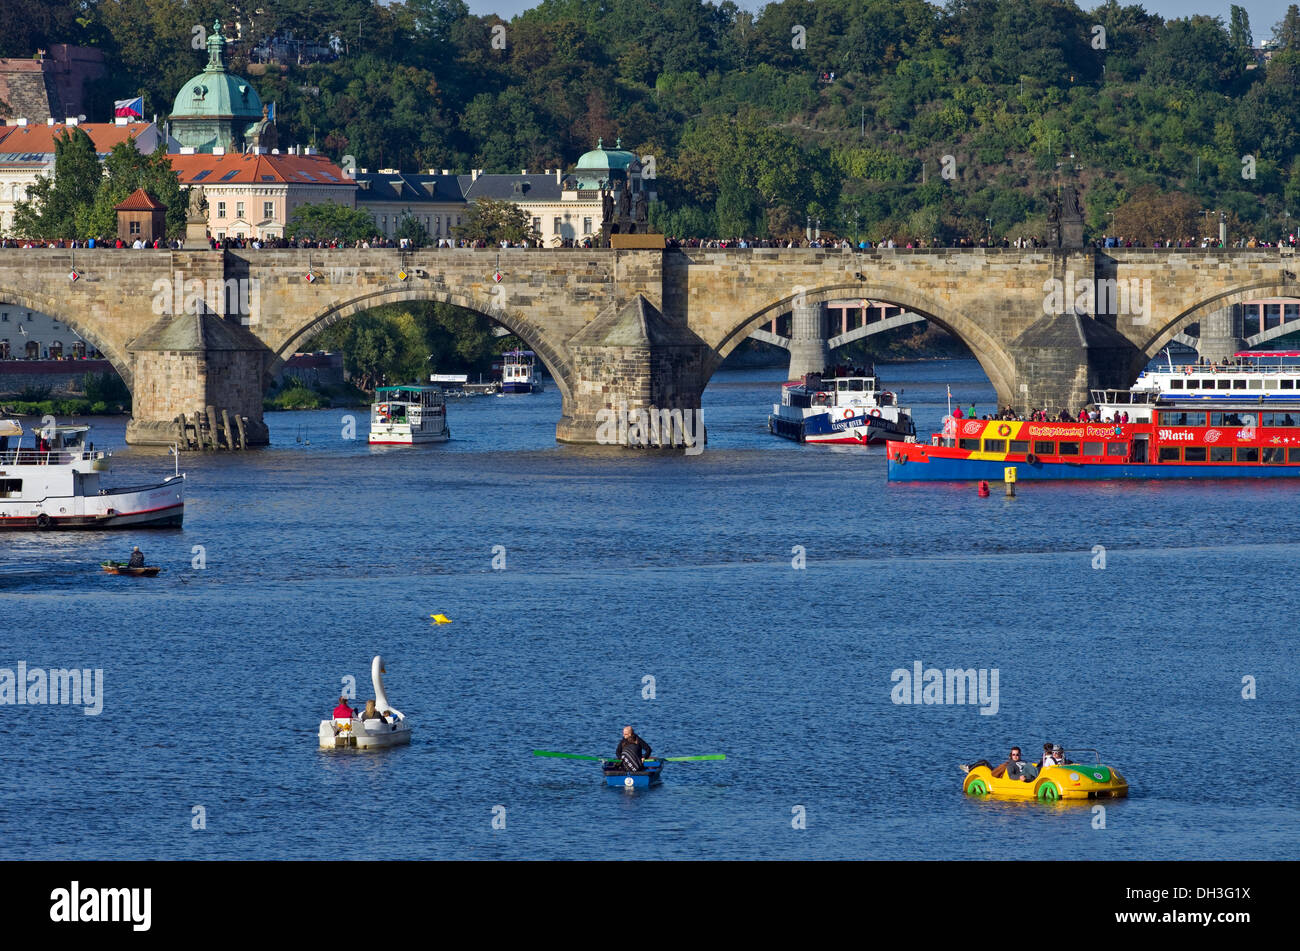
[361,699,388,723]
[333,696,356,720]
[960,747,1036,781]
[616,726,652,770]
[127,546,145,569]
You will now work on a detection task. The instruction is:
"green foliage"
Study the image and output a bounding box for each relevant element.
[13,128,101,239]
[265,384,324,410]
[453,197,539,244]
[287,202,377,242]
[82,372,131,406]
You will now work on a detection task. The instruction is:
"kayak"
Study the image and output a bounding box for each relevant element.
[101,562,161,577]
[603,759,663,788]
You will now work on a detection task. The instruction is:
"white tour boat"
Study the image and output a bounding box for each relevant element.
[368,385,450,444]
[319,655,412,750]
[769,367,915,445]
[500,350,545,393]
[1130,350,1300,404]
[0,419,184,531]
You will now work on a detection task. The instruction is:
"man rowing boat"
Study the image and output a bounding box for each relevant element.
[616,726,652,771]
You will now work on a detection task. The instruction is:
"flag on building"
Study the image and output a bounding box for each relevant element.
[268,101,276,123]
[114,97,144,119]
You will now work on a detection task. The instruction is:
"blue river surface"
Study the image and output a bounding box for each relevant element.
[1,359,1296,860]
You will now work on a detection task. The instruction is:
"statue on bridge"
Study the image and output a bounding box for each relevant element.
[601,184,614,227]
[1046,185,1084,250]
[187,186,208,223]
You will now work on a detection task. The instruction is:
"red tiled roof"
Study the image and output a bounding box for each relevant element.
[168,152,354,186]
[0,121,153,154]
[114,187,164,211]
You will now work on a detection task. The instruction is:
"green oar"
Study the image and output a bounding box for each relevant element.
[661,754,726,762]
[532,750,617,762]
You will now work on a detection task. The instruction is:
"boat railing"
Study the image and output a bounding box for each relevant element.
[1141,364,1300,377]
[0,449,105,466]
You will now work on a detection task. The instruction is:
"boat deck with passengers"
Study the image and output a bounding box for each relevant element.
[887,379,1300,482]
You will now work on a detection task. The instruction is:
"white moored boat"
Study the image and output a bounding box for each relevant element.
[368,385,450,444]
[500,350,544,393]
[769,367,915,445]
[0,419,184,531]
[319,655,412,749]
[1131,350,1300,404]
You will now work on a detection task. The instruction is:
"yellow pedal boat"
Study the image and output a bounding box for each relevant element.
[963,750,1128,801]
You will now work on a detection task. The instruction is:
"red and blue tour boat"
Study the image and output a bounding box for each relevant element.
[888,355,1300,481]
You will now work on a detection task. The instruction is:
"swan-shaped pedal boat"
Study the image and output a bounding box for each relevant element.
[318,655,412,749]
[962,749,1128,801]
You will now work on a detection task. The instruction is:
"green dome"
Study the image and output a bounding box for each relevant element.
[576,137,637,172]
[171,21,262,120]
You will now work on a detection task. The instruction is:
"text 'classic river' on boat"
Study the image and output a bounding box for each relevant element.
[887,353,1300,481]
[0,419,184,530]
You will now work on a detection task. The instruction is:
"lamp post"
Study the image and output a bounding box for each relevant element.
[805,216,811,243]
[853,211,860,247]
[985,217,992,245]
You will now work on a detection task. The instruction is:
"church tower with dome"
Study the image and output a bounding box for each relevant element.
[168,20,276,154]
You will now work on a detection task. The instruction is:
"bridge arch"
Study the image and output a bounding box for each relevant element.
[0,286,133,387]
[715,282,1016,400]
[273,284,573,406]
[1140,280,1300,360]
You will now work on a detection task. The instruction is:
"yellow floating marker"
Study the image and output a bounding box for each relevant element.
[430,614,452,624]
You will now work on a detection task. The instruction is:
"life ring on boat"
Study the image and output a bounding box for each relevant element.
[870,408,882,417]
[843,409,854,419]
[379,404,389,413]
[997,423,1011,437]
[36,513,51,529]
[1183,366,1192,375]
[1026,453,1038,465]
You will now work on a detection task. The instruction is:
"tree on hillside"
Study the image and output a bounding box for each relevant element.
[11,127,101,239]
[1112,186,1204,244]
[1276,4,1300,50]
[1229,5,1253,50]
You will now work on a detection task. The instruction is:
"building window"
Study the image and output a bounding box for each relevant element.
[236,202,245,219]
[129,221,141,235]
[553,217,561,234]
[217,201,226,219]
[264,201,274,219]
[532,217,541,233]
[1,313,7,322]
[583,217,592,234]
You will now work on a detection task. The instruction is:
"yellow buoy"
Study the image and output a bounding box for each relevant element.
[430,614,452,624]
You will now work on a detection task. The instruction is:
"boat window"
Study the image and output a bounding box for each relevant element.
[982,439,1006,453]
[1158,411,1205,426]
[1289,448,1300,462]
[1217,379,1232,390]
[1236,447,1259,462]
[1184,446,1207,462]
[1210,447,1233,462]
[1210,412,1247,427]
[1009,440,1029,453]
[1169,379,1183,389]
[958,438,980,450]
[1282,379,1295,389]
[1185,379,1200,388]
[1082,441,1104,455]
[0,478,20,497]
[1033,440,1054,455]
[1057,441,1080,456]
[1232,379,1247,389]
[847,379,863,391]
[1106,442,1127,457]
[1248,379,1263,389]
[1158,446,1181,462]
[1262,447,1285,464]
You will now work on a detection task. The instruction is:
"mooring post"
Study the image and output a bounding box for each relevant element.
[205,405,218,449]
[221,409,233,450]
[235,415,247,450]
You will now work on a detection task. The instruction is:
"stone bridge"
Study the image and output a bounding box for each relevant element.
[0,246,1295,445]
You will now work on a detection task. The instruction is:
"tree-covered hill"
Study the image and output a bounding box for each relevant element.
[5,0,1300,242]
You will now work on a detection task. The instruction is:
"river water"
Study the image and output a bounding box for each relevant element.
[1,359,1295,859]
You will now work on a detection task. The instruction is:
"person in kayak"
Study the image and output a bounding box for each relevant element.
[616,726,652,771]
[127,546,145,568]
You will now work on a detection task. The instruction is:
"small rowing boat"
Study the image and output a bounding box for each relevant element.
[532,749,725,788]
[101,562,161,577]
[604,759,663,788]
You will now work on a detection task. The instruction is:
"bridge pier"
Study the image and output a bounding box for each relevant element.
[556,295,710,448]
[124,310,271,447]
[1195,306,1245,363]
[1011,310,1145,415]
[786,300,831,380]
